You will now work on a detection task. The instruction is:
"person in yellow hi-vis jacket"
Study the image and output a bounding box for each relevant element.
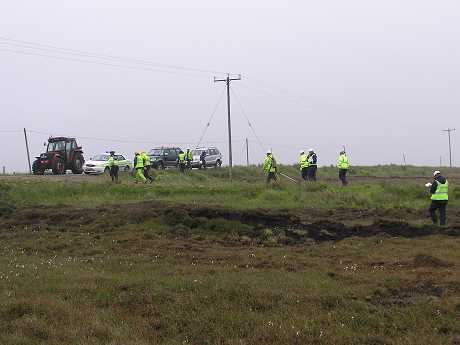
[263,150,277,184]
[177,150,186,173]
[134,152,147,183]
[107,151,119,183]
[427,170,449,226]
[141,151,154,183]
[337,151,350,186]
[299,150,309,181]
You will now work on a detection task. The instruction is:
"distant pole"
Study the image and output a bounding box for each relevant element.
[2,166,5,174]
[245,138,249,166]
[23,128,32,174]
[402,152,407,167]
[439,156,442,167]
[442,128,456,167]
[214,74,242,181]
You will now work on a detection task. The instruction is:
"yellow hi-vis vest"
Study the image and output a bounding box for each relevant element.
[135,155,144,169]
[299,154,309,170]
[431,180,448,201]
[337,154,349,169]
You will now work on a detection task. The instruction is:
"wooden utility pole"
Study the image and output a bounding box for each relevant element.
[23,128,32,174]
[214,74,241,181]
[442,128,456,167]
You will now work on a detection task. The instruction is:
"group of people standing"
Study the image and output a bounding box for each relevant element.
[177,148,197,173]
[263,149,351,186]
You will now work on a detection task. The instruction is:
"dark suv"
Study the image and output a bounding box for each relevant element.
[148,147,182,169]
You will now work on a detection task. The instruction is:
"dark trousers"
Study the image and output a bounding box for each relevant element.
[144,166,154,183]
[308,165,317,181]
[109,165,119,182]
[301,168,308,181]
[179,163,186,173]
[201,159,206,169]
[429,200,448,225]
[339,169,348,186]
[266,172,277,184]
[186,160,192,169]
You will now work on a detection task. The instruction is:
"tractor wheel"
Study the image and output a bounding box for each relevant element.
[52,158,65,175]
[71,154,84,174]
[32,160,44,175]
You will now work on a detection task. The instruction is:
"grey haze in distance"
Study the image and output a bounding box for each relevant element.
[1,0,459,172]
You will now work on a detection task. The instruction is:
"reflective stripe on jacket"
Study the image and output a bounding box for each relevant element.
[178,153,186,163]
[431,180,449,201]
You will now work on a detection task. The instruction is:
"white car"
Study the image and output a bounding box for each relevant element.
[83,153,132,175]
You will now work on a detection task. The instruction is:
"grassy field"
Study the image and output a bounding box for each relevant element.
[1,166,460,344]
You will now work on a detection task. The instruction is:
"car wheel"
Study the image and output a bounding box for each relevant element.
[215,160,222,168]
[124,165,130,172]
[159,161,165,170]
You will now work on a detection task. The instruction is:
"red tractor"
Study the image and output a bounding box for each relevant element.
[32,137,85,175]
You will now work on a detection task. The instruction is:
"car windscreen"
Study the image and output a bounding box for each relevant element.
[92,154,109,161]
[149,149,163,156]
[192,150,205,155]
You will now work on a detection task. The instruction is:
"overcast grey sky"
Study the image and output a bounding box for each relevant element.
[1,0,459,172]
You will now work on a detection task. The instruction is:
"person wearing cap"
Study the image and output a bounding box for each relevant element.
[428,170,449,226]
[107,151,119,183]
[263,150,277,184]
[134,152,147,183]
[299,150,309,181]
[337,151,350,186]
[307,149,318,182]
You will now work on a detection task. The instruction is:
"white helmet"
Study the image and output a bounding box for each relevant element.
[309,148,314,152]
[433,170,441,177]
[266,150,272,154]
[299,150,304,154]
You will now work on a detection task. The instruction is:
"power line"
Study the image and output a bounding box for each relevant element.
[0,48,213,79]
[196,87,226,148]
[0,36,227,76]
[230,86,265,151]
